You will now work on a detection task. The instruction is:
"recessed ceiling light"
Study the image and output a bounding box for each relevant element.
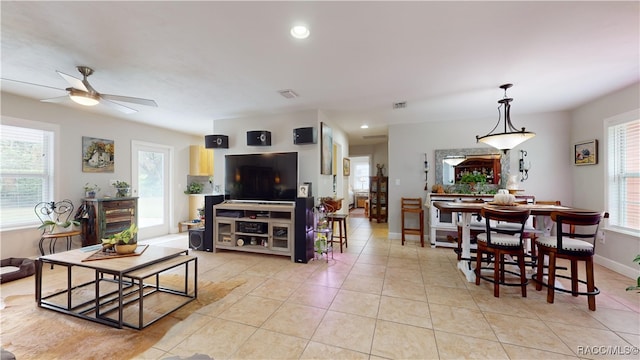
[360,124,369,129]
[290,25,310,39]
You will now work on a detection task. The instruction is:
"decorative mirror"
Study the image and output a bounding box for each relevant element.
[435,148,510,187]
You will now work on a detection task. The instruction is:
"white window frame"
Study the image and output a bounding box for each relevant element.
[0,117,60,230]
[604,109,640,237]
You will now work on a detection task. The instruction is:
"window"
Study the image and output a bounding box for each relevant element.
[606,110,640,234]
[0,121,55,229]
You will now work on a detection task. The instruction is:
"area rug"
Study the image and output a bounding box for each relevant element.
[0,276,245,359]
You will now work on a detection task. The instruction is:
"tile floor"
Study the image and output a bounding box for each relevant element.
[2,212,639,359]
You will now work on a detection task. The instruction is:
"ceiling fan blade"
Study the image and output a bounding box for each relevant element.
[41,95,69,103]
[56,70,88,92]
[101,93,158,107]
[1,78,65,91]
[101,98,138,114]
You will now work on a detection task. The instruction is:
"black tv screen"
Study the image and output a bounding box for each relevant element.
[225,152,298,202]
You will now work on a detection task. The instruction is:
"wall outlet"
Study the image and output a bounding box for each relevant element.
[597,230,605,244]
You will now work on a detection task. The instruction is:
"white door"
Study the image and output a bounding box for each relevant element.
[132,141,172,239]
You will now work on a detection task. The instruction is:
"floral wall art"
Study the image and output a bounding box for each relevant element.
[82,136,114,172]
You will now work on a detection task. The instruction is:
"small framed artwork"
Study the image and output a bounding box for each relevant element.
[82,136,114,173]
[298,184,309,198]
[574,139,598,165]
[343,158,351,176]
[320,122,333,175]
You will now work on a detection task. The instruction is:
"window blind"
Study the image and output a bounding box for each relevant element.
[0,124,54,229]
[607,118,640,232]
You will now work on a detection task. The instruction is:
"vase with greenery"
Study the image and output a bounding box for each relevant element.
[84,183,100,198]
[113,180,130,197]
[184,181,203,194]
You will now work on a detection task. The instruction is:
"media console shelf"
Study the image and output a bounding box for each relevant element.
[213,201,295,261]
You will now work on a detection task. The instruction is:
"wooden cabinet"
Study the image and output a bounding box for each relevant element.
[213,202,294,261]
[82,197,138,246]
[369,176,388,223]
[454,157,500,184]
[189,145,214,176]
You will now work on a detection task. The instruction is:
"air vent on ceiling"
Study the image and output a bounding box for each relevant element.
[278,89,298,99]
[393,101,407,109]
[362,135,388,140]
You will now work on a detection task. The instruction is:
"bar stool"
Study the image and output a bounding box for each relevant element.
[401,197,424,247]
[326,213,348,252]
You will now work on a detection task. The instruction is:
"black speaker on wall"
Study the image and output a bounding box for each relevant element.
[293,127,317,144]
[247,130,272,146]
[189,228,206,251]
[202,194,225,252]
[205,134,229,149]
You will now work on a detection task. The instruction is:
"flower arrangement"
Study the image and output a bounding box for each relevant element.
[113,180,130,197]
[184,181,204,194]
[102,223,138,253]
[84,183,100,198]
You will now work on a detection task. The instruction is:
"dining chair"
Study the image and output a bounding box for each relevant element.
[533,211,608,311]
[475,206,531,297]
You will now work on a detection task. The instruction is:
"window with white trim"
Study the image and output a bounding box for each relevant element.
[606,111,640,234]
[0,123,54,229]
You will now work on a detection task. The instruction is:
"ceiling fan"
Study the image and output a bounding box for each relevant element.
[3,66,158,114]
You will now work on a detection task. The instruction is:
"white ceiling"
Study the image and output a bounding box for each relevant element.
[1,1,638,146]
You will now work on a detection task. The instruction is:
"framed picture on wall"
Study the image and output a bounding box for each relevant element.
[320,122,333,175]
[574,139,598,165]
[343,158,350,176]
[298,184,309,198]
[82,136,114,173]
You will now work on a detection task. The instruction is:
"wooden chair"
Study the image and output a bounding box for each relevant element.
[475,206,531,297]
[401,198,424,247]
[321,198,348,253]
[533,211,608,311]
[34,200,82,256]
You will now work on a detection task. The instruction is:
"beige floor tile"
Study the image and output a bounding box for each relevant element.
[306,268,349,288]
[348,263,387,278]
[385,267,423,284]
[587,307,640,334]
[526,300,609,329]
[329,289,381,318]
[152,313,214,351]
[287,283,339,309]
[377,295,432,329]
[426,285,479,310]
[262,302,326,339]
[340,274,383,295]
[249,277,301,301]
[382,278,427,302]
[484,312,574,355]
[299,341,369,360]
[429,303,497,341]
[370,319,439,359]
[434,331,509,359]
[169,317,257,359]
[546,321,639,359]
[312,310,376,353]
[471,291,540,318]
[137,346,169,359]
[218,294,282,327]
[355,253,389,265]
[501,344,580,359]
[229,328,308,359]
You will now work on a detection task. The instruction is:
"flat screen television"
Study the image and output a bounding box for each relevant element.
[224,152,298,202]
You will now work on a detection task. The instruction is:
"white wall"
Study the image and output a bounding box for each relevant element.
[1,92,199,258]
[570,82,640,276]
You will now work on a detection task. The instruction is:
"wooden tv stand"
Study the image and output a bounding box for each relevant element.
[213,201,295,261]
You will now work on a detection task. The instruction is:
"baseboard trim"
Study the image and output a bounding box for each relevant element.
[594,254,636,280]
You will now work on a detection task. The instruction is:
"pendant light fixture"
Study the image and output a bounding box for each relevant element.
[476,84,535,153]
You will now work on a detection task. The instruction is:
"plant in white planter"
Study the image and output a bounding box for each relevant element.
[39,219,81,234]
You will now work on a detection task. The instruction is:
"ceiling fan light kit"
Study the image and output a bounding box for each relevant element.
[68,88,99,106]
[476,83,535,153]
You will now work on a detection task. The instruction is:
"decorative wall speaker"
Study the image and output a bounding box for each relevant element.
[293,127,317,144]
[204,134,229,149]
[188,228,206,251]
[247,130,272,146]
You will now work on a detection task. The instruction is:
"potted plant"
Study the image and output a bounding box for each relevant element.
[84,183,100,198]
[102,223,138,254]
[39,219,81,234]
[184,181,204,194]
[113,180,130,197]
[626,255,640,292]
